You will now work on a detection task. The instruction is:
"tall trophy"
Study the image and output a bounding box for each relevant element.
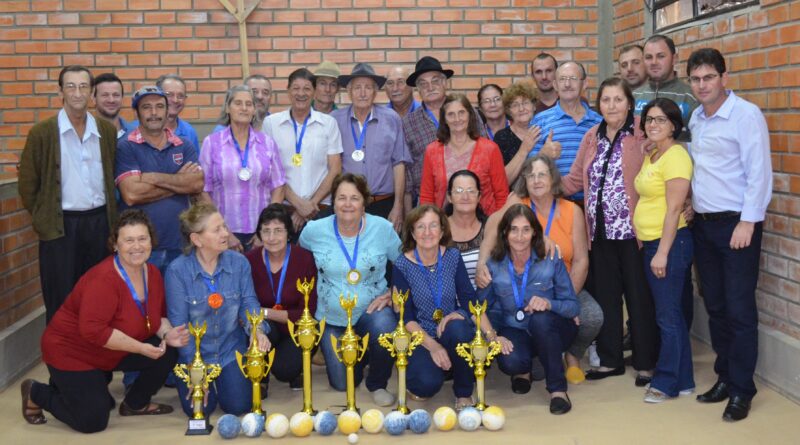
[235,309,276,415]
[174,321,222,435]
[287,277,326,415]
[330,293,369,412]
[456,300,501,410]
[378,289,423,414]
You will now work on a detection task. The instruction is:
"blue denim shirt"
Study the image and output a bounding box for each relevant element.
[165,250,268,367]
[478,254,579,331]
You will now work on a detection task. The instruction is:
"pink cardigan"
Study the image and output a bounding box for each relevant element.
[419,137,509,215]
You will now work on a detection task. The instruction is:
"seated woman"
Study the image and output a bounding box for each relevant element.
[166,202,270,417]
[392,205,479,410]
[246,203,318,390]
[299,173,401,407]
[446,170,486,288]
[22,210,189,433]
[478,204,580,415]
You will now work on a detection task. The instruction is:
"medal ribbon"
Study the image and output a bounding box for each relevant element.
[292,111,311,156]
[264,244,291,307]
[349,108,371,151]
[507,257,531,312]
[530,199,557,236]
[230,126,251,170]
[115,255,149,331]
[422,103,439,129]
[414,247,444,315]
[333,216,361,277]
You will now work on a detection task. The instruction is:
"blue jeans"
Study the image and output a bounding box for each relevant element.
[497,311,577,393]
[406,318,475,398]
[643,228,695,397]
[319,307,396,392]
[175,361,252,417]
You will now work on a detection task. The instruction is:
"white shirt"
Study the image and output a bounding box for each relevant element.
[262,109,343,205]
[58,109,106,210]
[688,90,772,222]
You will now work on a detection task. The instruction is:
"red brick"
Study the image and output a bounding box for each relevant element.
[97,26,128,38]
[64,27,97,39]
[79,41,111,53]
[111,12,143,24]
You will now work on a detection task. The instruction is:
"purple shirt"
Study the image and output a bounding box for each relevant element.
[199,127,286,234]
[331,106,411,196]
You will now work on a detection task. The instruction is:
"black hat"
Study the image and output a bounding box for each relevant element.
[405,56,454,86]
[337,63,387,89]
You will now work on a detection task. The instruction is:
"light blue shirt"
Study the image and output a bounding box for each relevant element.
[299,213,401,327]
[57,109,106,210]
[688,90,772,222]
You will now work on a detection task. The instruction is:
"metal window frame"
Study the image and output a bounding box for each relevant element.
[652,0,759,31]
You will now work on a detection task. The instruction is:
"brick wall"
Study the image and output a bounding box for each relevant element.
[612,0,800,340]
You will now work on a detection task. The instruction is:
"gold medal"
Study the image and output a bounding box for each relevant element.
[347,269,361,285]
[292,153,303,166]
[146,315,151,334]
[433,308,443,323]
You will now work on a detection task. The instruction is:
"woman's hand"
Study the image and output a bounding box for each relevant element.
[366,291,391,314]
[520,125,542,155]
[139,342,166,360]
[436,311,464,338]
[497,335,514,355]
[650,252,668,279]
[425,340,452,370]
[165,324,190,348]
[525,296,551,312]
[475,262,492,288]
[254,331,271,352]
[543,237,562,260]
[573,316,581,326]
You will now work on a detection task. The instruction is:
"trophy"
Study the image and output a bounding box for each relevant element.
[330,293,369,412]
[174,321,223,435]
[378,289,423,414]
[287,277,326,415]
[456,300,501,411]
[235,309,276,415]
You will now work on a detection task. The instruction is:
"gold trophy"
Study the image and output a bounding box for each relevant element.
[235,309,276,415]
[174,321,223,435]
[378,289,423,414]
[456,300,501,410]
[287,277,326,415]
[330,293,369,412]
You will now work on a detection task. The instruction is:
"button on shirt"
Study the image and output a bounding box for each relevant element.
[58,109,106,210]
[688,90,772,222]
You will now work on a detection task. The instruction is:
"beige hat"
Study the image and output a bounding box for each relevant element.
[313,61,341,79]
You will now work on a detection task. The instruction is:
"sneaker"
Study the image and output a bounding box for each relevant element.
[370,388,396,407]
[588,343,600,368]
[644,387,672,403]
[679,387,695,396]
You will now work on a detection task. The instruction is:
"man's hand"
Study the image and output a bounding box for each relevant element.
[541,130,562,159]
[730,221,754,250]
[388,205,403,233]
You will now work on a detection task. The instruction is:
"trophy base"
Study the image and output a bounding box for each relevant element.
[186,418,213,435]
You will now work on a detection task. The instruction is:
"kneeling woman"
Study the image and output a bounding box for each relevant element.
[22,210,189,433]
[166,202,270,417]
[478,204,579,415]
[392,205,480,410]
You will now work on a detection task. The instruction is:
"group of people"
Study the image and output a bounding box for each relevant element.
[17,33,771,433]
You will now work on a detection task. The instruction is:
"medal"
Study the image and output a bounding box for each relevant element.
[265,245,291,310]
[433,308,444,323]
[347,269,361,285]
[115,255,150,334]
[292,111,311,168]
[351,149,365,162]
[203,271,224,310]
[515,310,525,322]
[334,216,363,287]
[273,304,283,310]
[349,108,370,163]
[507,257,532,324]
[145,316,152,333]
[292,153,303,166]
[230,127,252,182]
[238,167,252,181]
[414,247,444,326]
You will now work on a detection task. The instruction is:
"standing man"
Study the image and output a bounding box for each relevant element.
[332,63,411,231]
[618,45,648,91]
[157,74,200,150]
[384,66,420,118]
[18,65,118,323]
[93,72,128,139]
[688,48,772,422]
[531,53,559,114]
[115,86,204,273]
[312,61,341,114]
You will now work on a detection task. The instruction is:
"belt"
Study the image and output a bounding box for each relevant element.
[696,211,740,221]
[63,205,107,216]
[372,194,394,203]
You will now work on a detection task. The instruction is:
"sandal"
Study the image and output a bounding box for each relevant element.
[21,379,46,425]
[454,396,475,412]
[118,400,174,416]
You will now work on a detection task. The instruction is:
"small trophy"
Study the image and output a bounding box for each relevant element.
[287,277,326,415]
[174,321,223,435]
[378,289,423,414]
[235,309,276,415]
[330,293,369,412]
[456,300,501,411]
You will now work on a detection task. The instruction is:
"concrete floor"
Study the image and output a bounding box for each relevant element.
[2,339,799,445]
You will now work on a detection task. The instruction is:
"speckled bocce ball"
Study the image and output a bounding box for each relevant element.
[457,407,482,432]
[383,411,408,436]
[348,432,360,444]
[432,406,457,431]
[265,413,290,438]
[289,412,314,437]
[240,412,265,437]
[216,414,241,439]
[338,409,362,435]
[408,409,431,434]
[361,409,385,434]
[313,410,337,436]
[481,406,506,431]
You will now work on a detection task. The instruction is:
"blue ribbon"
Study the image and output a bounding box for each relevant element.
[264,244,291,307]
[423,103,439,129]
[292,111,311,155]
[229,126,251,169]
[115,254,149,330]
[349,108,371,151]
[333,216,361,274]
[487,119,509,141]
[530,199,557,237]
[507,257,531,312]
[414,247,444,314]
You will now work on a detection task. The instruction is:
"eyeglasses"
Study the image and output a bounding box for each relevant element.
[509,100,533,111]
[63,83,91,92]
[557,76,581,84]
[413,222,441,232]
[416,77,445,91]
[452,187,478,195]
[524,172,550,181]
[480,96,502,106]
[164,91,187,101]
[688,73,719,84]
[260,228,287,237]
[644,116,669,125]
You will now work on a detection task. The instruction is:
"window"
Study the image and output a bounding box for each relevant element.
[653,0,758,30]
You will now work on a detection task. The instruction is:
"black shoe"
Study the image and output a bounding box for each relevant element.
[635,374,652,387]
[549,394,572,415]
[511,376,531,394]
[722,395,751,422]
[585,367,625,380]
[622,331,632,351]
[531,358,545,381]
[696,381,729,403]
[290,374,303,391]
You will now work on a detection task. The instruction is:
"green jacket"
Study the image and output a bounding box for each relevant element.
[18,114,118,241]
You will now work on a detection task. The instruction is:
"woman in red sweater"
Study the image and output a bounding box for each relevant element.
[21,210,189,433]
[419,94,508,215]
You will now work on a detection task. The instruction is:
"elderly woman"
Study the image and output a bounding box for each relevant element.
[392,205,479,410]
[166,202,270,417]
[635,98,695,403]
[200,85,286,252]
[298,173,400,407]
[246,203,318,389]
[22,210,189,433]
[419,94,509,215]
[478,204,579,415]
[446,170,486,287]
[477,84,508,141]
[493,82,542,185]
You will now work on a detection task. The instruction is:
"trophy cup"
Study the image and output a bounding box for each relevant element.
[235,309,276,415]
[330,293,369,412]
[456,300,502,411]
[287,277,326,415]
[174,321,223,435]
[378,289,423,414]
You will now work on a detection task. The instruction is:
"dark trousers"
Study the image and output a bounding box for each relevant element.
[39,207,109,323]
[693,217,761,400]
[266,322,304,383]
[31,336,176,433]
[590,238,658,370]
[406,318,475,398]
[365,196,395,219]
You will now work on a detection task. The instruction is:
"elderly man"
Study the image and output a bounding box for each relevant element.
[312,61,341,114]
[531,53,559,114]
[93,72,128,139]
[384,65,420,118]
[619,44,648,90]
[331,63,411,231]
[115,86,204,273]
[18,65,118,323]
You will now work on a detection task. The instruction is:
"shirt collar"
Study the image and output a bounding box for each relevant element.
[58,108,100,139]
[220,125,264,146]
[698,90,736,120]
[349,106,376,123]
[280,108,321,125]
[188,250,234,280]
[126,126,184,147]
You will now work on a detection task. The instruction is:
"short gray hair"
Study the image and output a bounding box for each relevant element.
[217,85,255,127]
